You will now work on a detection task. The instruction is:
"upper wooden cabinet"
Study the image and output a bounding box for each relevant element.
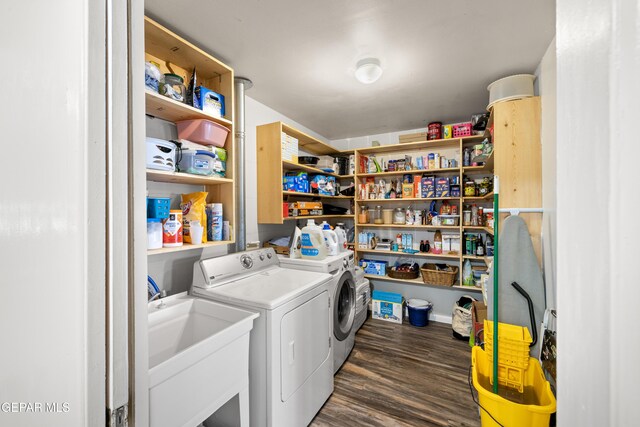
[256,122,355,224]
[493,96,542,264]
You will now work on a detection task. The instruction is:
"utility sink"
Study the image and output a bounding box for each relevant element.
[148,293,258,427]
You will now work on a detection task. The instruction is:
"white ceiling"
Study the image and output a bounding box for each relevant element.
[145,0,555,139]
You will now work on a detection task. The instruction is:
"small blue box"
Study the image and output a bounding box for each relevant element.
[195,86,225,117]
[147,197,170,219]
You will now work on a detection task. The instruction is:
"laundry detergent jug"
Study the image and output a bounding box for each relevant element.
[321,221,339,256]
[289,226,302,259]
[334,222,348,252]
[301,220,327,260]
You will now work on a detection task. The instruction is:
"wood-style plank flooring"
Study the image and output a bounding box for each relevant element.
[311,318,481,427]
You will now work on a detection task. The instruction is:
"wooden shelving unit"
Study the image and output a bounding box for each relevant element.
[354,133,494,290]
[362,274,482,293]
[257,121,355,225]
[144,16,236,254]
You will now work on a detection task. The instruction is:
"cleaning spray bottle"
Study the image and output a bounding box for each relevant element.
[289,226,302,259]
[300,220,327,260]
[321,221,339,256]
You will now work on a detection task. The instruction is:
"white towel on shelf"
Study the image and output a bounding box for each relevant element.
[487,214,545,356]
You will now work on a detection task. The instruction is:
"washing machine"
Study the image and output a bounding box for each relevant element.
[279,251,357,373]
[192,248,334,427]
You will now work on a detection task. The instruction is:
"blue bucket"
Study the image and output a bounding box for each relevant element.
[407,299,433,327]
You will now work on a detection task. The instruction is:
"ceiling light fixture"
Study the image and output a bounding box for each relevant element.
[355,58,383,84]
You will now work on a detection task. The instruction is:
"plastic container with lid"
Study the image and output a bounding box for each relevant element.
[373,206,384,224]
[147,218,163,250]
[382,208,393,224]
[407,299,433,327]
[178,150,221,176]
[160,73,186,103]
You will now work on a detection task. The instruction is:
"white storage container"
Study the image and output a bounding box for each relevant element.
[487,74,536,109]
[146,137,176,171]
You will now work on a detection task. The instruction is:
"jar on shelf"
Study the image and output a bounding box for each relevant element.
[373,205,384,224]
[464,179,476,197]
[160,73,186,103]
[393,207,406,225]
[478,177,492,196]
[358,206,369,224]
[463,209,472,226]
[382,208,393,224]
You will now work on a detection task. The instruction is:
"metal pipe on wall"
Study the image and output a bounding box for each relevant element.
[234,77,253,252]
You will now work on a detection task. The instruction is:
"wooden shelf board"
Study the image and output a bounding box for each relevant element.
[145,17,232,79]
[146,169,233,185]
[356,249,460,259]
[364,274,482,292]
[145,91,233,127]
[357,138,461,154]
[284,215,354,221]
[357,224,460,230]
[356,167,460,178]
[282,191,353,199]
[357,197,459,202]
[338,174,354,179]
[463,226,494,235]
[282,123,341,156]
[462,153,494,173]
[463,192,494,201]
[282,160,341,177]
[148,240,233,256]
[463,255,493,265]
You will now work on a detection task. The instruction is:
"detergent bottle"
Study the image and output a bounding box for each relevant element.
[321,221,339,256]
[289,226,302,259]
[334,223,348,252]
[300,220,327,260]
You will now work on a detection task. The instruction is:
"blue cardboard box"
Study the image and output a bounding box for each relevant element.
[195,86,225,117]
[359,259,388,276]
[372,290,404,324]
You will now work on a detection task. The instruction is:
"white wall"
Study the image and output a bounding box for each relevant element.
[0,1,106,425]
[557,0,639,424]
[146,95,331,295]
[538,38,557,310]
[332,127,428,151]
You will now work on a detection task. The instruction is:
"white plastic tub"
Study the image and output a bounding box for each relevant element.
[178,149,220,176]
[487,74,536,109]
[176,119,229,147]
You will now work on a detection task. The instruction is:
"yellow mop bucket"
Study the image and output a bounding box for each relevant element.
[471,346,556,427]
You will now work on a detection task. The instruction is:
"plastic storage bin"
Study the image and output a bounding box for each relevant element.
[147,218,163,250]
[406,299,432,327]
[178,150,221,176]
[146,138,176,171]
[147,197,171,219]
[471,346,556,427]
[176,119,229,147]
[452,122,472,137]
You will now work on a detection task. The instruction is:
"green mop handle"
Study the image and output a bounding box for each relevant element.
[493,176,499,394]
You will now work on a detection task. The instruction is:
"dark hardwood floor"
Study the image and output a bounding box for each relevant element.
[311,317,481,427]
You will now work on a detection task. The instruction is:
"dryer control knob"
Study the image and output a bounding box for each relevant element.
[343,259,349,268]
[259,254,265,261]
[266,252,273,259]
[240,254,253,269]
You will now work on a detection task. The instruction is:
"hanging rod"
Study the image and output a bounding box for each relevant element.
[484,207,544,215]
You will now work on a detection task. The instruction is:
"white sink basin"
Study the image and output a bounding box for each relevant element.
[148,293,258,427]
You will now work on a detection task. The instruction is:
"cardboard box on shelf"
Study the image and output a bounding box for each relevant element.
[281,132,298,163]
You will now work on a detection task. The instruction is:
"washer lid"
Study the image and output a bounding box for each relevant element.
[195,267,332,310]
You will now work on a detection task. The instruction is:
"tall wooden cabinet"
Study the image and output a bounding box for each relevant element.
[493,97,542,264]
[144,17,236,256]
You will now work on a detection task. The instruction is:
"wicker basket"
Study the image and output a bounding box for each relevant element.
[388,268,420,280]
[420,264,459,287]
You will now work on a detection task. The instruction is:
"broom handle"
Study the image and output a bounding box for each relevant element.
[493,176,499,394]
